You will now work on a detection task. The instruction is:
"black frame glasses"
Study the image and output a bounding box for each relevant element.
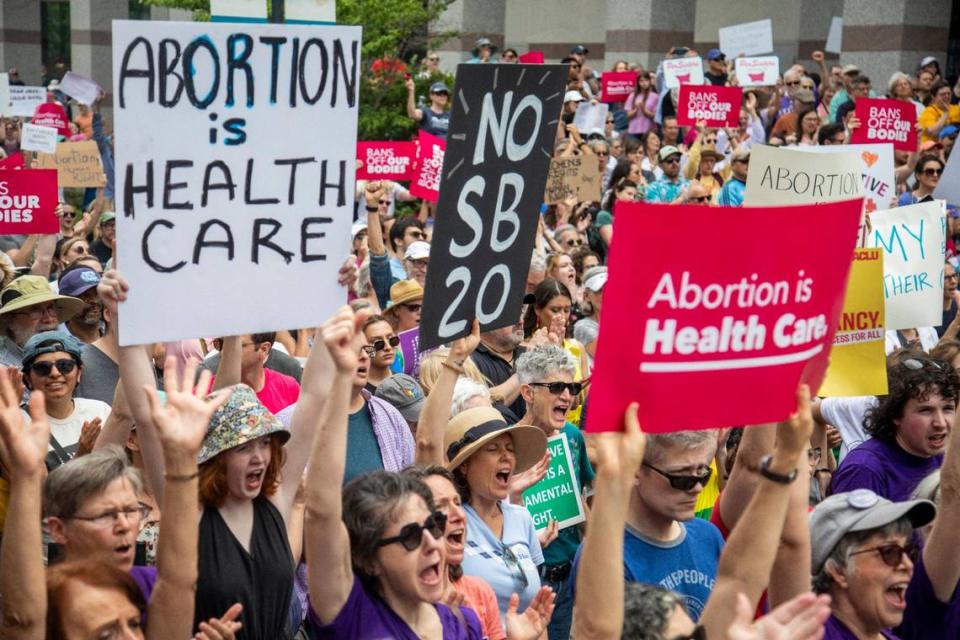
[65,503,152,529]
[372,336,401,352]
[29,358,77,377]
[849,542,918,568]
[529,381,584,396]
[643,462,712,491]
[377,511,447,551]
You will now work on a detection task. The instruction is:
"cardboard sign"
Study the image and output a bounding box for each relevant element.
[21,123,59,154]
[820,249,888,397]
[866,201,946,330]
[735,56,779,87]
[0,169,59,234]
[519,52,545,64]
[934,146,960,204]
[31,103,69,137]
[418,64,567,350]
[573,102,608,134]
[0,152,25,170]
[677,84,741,128]
[35,141,103,187]
[851,98,917,152]
[826,16,843,54]
[409,130,445,202]
[356,141,417,181]
[112,20,361,346]
[8,86,46,117]
[58,71,101,106]
[663,57,704,89]
[586,199,863,433]
[544,156,602,204]
[522,433,586,530]
[601,71,637,103]
[719,19,774,57]
[744,145,862,206]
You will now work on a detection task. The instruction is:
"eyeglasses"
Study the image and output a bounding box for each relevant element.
[529,381,584,396]
[596,151,609,156]
[734,158,749,164]
[704,138,717,144]
[900,357,949,371]
[65,503,151,529]
[662,157,681,165]
[359,345,377,358]
[501,543,529,590]
[402,303,422,313]
[643,462,712,490]
[29,358,77,377]
[946,273,959,281]
[785,80,801,87]
[922,168,943,177]
[807,447,822,463]
[378,199,389,205]
[13,303,58,320]
[849,542,918,568]
[565,238,583,247]
[377,511,447,551]
[428,56,439,62]
[372,335,401,351]
[408,258,429,268]
[688,195,711,203]
[670,627,706,640]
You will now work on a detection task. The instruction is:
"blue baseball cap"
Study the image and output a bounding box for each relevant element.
[706,48,725,60]
[58,266,101,297]
[22,330,83,367]
[940,124,959,140]
[429,81,449,94]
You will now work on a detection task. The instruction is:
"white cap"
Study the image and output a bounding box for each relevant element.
[351,222,368,238]
[564,90,584,103]
[584,271,608,292]
[404,241,431,261]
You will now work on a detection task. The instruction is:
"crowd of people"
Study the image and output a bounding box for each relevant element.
[1,31,960,640]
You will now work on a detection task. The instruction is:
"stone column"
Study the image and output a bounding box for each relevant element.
[0,0,43,86]
[433,0,506,72]
[606,0,695,71]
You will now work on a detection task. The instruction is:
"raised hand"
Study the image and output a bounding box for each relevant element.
[727,591,830,640]
[774,384,814,462]
[76,417,103,456]
[537,518,559,548]
[0,366,50,479]
[448,319,480,364]
[505,588,556,640]
[811,51,824,63]
[337,256,358,288]
[509,450,551,498]
[194,603,243,640]
[320,305,370,374]
[593,402,646,481]
[98,269,129,315]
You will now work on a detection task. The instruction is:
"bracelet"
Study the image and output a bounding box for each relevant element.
[165,470,200,482]
[813,468,834,475]
[442,360,465,374]
[365,205,378,212]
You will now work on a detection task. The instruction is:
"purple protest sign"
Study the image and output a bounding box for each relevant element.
[398,327,422,377]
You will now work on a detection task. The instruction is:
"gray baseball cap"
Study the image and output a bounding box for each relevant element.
[374,374,425,423]
[809,489,936,573]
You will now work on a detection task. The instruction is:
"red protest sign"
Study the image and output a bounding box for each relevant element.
[357,141,417,181]
[0,169,59,234]
[519,51,545,64]
[409,130,445,203]
[850,98,917,152]
[0,152,24,170]
[586,199,863,434]
[677,84,742,128]
[600,71,637,103]
[31,103,70,137]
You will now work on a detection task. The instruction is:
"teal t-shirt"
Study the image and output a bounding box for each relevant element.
[542,422,595,567]
[344,402,385,485]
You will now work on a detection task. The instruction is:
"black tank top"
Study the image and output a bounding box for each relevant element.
[195,498,294,639]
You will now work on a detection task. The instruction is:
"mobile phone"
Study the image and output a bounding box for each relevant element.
[671,47,688,56]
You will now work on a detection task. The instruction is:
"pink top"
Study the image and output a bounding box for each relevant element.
[625,90,659,135]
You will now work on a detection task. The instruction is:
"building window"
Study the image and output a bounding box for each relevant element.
[41,0,70,79]
[129,0,152,20]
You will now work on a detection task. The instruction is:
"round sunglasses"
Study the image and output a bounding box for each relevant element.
[377,511,447,551]
[372,335,401,351]
[29,358,78,377]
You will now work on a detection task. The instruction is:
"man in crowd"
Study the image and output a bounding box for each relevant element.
[57,266,103,344]
[213,333,301,414]
[717,148,748,206]
[646,146,690,203]
[704,49,728,86]
[403,240,430,287]
[0,276,83,367]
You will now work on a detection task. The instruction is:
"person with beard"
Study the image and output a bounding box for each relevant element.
[0,275,83,367]
[937,261,960,339]
[58,266,103,344]
[472,320,527,419]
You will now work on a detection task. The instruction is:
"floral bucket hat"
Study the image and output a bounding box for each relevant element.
[197,384,290,464]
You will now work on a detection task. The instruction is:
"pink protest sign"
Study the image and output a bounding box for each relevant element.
[31,103,70,137]
[0,152,24,170]
[677,84,742,128]
[409,130,445,202]
[519,51,545,64]
[600,71,637,103]
[356,141,417,181]
[850,98,918,152]
[0,169,60,234]
[586,199,863,433]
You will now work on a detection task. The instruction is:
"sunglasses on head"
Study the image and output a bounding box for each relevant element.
[377,511,447,551]
[29,358,77,377]
[849,541,918,568]
[643,462,712,490]
[529,381,584,396]
[372,335,400,351]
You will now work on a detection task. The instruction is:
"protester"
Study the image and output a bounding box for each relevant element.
[404,241,431,287]
[406,78,450,139]
[57,265,103,344]
[384,279,424,333]
[211,333,301,414]
[374,373,425,433]
[919,81,960,144]
[363,314,401,391]
[574,266,606,361]
[468,37,498,64]
[625,72,658,138]
[717,148,748,206]
[645,146,690,203]
[0,276,83,367]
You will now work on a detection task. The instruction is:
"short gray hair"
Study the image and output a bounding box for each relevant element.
[516,345,576,385]
[553,224,577,242]
[644,430,716,465]
[812,517,913,594]
[451,377,491,417]
[43,445,143,519]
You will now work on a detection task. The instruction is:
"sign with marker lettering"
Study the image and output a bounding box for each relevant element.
[31,103,69,137]
[850,98,917,152]
[663,57,704,89]
[718,19,774,57]
[21,123,58,154]
[0,170,59,234]
[735,56,779,87]
[409,130,445,202]
[820,249,888,397]
[35,141,103,187]
[543,155,602,204]
[744,145,862,206]
[600,71,637,103]
[356,141,416,181]
[677,84,741,128]
[522,433,586,531]
[8,86,46,117]
[418,63,567,351]
[865,201,945,330]
[586,199,862,433]
[112,20,361,346]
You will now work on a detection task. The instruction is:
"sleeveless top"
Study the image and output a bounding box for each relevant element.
[195,498,294,639]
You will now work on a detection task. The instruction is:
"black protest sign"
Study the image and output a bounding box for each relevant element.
[419,64,567,350]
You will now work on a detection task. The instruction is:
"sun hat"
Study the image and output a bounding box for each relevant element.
[384,279,424,312]
[809,489,936,573]
[57,266,101,298]
[564,90,584,103]
[699,146,725,162]
[658,145,682,161]
[374,374,426,423]
[21,330,83,367]
[0,275,84,329]
[197,384,290,464]
[99,211,116,224]
[403,241,431,261]
[472,37,498,57]
[444,406,547,473]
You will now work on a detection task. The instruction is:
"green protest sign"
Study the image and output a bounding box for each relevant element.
[522,433,586,531]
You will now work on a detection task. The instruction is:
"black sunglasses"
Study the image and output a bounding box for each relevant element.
[922,168,943,177]
[377,511,447,551]
[402,303,422,313]
[689,196,711,203]
[662,157,681,165]
[643,462,712,491]
[29,358,77,377]
[529,381,584,396]
[849,542,918,568]
[373,336,401,351]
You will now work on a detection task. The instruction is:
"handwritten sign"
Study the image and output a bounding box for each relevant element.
[544,156,602,204]
[573,102,608,134]
[112,20,361,346]
[418,64,567,351]
[601,71,637,103]
[409,130,445,202]
[31,103,69,137]
[719,19,774,57]
[21,123,59,154]
[58,71,102,106]
[820,249,888,397]
[677,85,741,128]
[663,57,705,89]
[522,433,586,530]
[8,86,46,117]
[586,199,863,433]
[866,201,946,330]
[851,98,917,152]
[35,141,103,187]
[0,170,59,234]
[735,56,779,87]
[744,145,862,207]
[356,141,416,181]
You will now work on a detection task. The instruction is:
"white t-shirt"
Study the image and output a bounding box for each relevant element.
[819,395,877,460]
[24,397,112,467]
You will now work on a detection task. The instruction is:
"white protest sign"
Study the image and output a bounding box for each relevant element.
[0,74,9,117]
[744,145,862,206]
[112,20,361,346]
[573,102,608,134]
[799,144,895,213]
[826,17,843,54]
[20,123,59,154]
[735,56,779,86]
[58,71,102,106]
[718,19,774,57]
[210,0,267,20]
[866,201,946,330]
[8,86,46,117]
[663,57,704,89]
[286,0,336,23]
[934,147,960,205]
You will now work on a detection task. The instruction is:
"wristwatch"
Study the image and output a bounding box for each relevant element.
[758,455,797,484]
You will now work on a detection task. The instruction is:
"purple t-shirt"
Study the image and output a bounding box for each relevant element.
[897,550,960,640]
[824,615,900,639]
[130,566,157,602]
[830,438,942,502]
[307,576,484,639]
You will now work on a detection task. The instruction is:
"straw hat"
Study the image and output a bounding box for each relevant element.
[0,276,83,330]
[384,279,424,313]
[444,406,547,473]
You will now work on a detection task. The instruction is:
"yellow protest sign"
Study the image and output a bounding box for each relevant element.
[821,248,888,396]
[35,140,104,187]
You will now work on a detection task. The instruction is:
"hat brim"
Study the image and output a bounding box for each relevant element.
[398,398,426,423]
[0,293,84,329]
[850,499,936,534]
[700,151,724,161]
[385,292,424,311]
[198,421,290,465]
[446,424,548,474]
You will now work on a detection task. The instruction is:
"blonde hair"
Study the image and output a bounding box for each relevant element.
[418,348,489,396]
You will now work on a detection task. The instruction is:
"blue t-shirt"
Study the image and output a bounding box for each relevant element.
[461,502,543,623]
[420,108,450,139]
[542,423,594,567]
[717,177,746,206]
[344,403,385,485]
[570,517,724,621]
[831,438,942,502]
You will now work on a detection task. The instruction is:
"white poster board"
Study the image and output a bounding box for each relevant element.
[210,0,267,20]
[663,57,705,89]
[286,0,336,23]
[866,201,946,330]
[735,56,780,87]
[744,145,863,206]
[20,123,59,153]
[0,74,9,117]
[826,17,843,54]
[934,146,960,204]
[573,102,608,134]
[8,86,46,117]
[58,71,102,106]
[112,20,361,345]
[718,19,774,57]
